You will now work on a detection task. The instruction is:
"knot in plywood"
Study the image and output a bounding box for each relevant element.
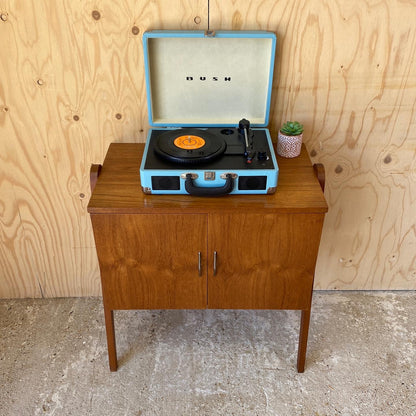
[91,10,101,21]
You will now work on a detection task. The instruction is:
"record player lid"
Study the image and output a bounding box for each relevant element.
[143,30,276,128]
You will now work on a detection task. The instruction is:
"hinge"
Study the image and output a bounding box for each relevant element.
[205,30,216,37]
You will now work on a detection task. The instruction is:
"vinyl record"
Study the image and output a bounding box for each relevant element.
[154,128,226,164]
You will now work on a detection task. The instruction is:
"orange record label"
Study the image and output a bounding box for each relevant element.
[174,135,205,150]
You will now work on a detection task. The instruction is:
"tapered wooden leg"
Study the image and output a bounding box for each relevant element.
[297,309,311,373]
[104,307,118,371]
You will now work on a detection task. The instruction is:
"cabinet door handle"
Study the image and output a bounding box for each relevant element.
[198,251,202,276]
[213,251,217,276]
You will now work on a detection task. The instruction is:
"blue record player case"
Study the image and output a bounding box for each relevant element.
[140,30,279,195]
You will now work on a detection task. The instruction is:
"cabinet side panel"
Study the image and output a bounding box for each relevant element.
[208,213,324,309]
[91,214,207,309]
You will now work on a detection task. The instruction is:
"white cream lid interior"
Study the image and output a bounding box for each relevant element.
[144,32,276,127]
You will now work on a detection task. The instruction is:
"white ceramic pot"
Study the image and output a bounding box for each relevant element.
[277,131,303,158]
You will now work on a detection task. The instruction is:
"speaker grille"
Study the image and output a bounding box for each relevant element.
[151,176,180,190]
[238,176,267,190]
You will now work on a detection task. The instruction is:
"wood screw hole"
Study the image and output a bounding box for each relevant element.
[131,26,140,35]
[73,115,80,121]
[115,113,122,120]
[194,16,201,24]
[334,165,343,174]
[79,193,85,199]
[0,13,8,22]
[37,79,44,86]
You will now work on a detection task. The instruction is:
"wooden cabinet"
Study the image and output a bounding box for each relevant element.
[88,143,328,372]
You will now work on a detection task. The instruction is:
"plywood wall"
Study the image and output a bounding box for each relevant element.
[0,0,415,297]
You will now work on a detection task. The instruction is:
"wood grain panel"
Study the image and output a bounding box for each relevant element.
[211,0,416,290]
[91,214,208,309]
[0,0,415,296]
[0,0,206,298]
[207,213,324,309]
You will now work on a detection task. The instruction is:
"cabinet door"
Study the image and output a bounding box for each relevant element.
[208,213,324,309]
[92,214,207,309]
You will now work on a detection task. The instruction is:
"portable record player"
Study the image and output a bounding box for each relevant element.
[140,30,279,195]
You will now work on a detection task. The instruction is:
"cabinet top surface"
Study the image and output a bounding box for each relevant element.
[88,143,328,214]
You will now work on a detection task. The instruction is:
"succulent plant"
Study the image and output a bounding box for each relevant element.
[280,121,304,136]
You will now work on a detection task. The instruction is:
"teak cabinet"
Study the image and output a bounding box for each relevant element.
[88,143,328,372]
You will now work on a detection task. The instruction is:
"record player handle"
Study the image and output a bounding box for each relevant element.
[184,173,234,197]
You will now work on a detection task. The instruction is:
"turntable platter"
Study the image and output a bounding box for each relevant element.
[155,128,226,164]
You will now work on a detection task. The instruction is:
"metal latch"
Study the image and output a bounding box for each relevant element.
[180,173,198,180]
[204,172,216,181]
[220,173,238,179]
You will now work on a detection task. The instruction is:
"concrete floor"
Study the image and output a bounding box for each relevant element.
[0,292,415,416]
